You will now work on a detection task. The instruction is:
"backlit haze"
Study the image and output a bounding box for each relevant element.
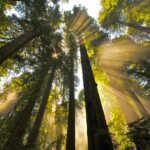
[61,0,101,19]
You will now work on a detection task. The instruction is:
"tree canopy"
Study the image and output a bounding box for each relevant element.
[0,0,150,150]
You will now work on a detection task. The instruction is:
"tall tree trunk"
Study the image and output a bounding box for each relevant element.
[0,30,38,65]
[55,105,63,150]
[46,140,56,150]
[3,61,51,150]
[56,136,62,150]
[117,20,150,33]
[55,92,64,150]
[26,61,57,147]
[66,50,75,150]
[79,41,113,150]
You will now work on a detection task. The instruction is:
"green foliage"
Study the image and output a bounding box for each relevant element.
[124,59,150,97]
[129,118,150,150]
[0,71,38,149]
[99,0,123,28]
[0,1,149,149]
[125,0,150,25]
[35,88,67,149]
[109,107,135,150]
[99,0,150,37]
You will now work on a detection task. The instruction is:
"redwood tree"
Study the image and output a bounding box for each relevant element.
[0,30,38,65]
[66,32,76,150]
[3,53,52,150]
[26,59,58,148]
[79,40,113,150]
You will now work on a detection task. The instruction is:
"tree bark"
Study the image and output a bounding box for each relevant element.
[117,20,150,33]
[3,61,51,150]
[56,136,62,150]
[25,60,57,147]
[0,30,38,65]
[79,41,113,150]
[66,50,75,150]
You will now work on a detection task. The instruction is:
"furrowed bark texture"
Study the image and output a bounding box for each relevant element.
[66,50,75,150]
[3,62,51,150]
[80,42,113,150]
[0,30,37,65]
[26,61,57,147]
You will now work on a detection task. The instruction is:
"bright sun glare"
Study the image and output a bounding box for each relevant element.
[61,0,101,19]
[61,0,101,97]
[1,1,150,149]
[4,0,101,97]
